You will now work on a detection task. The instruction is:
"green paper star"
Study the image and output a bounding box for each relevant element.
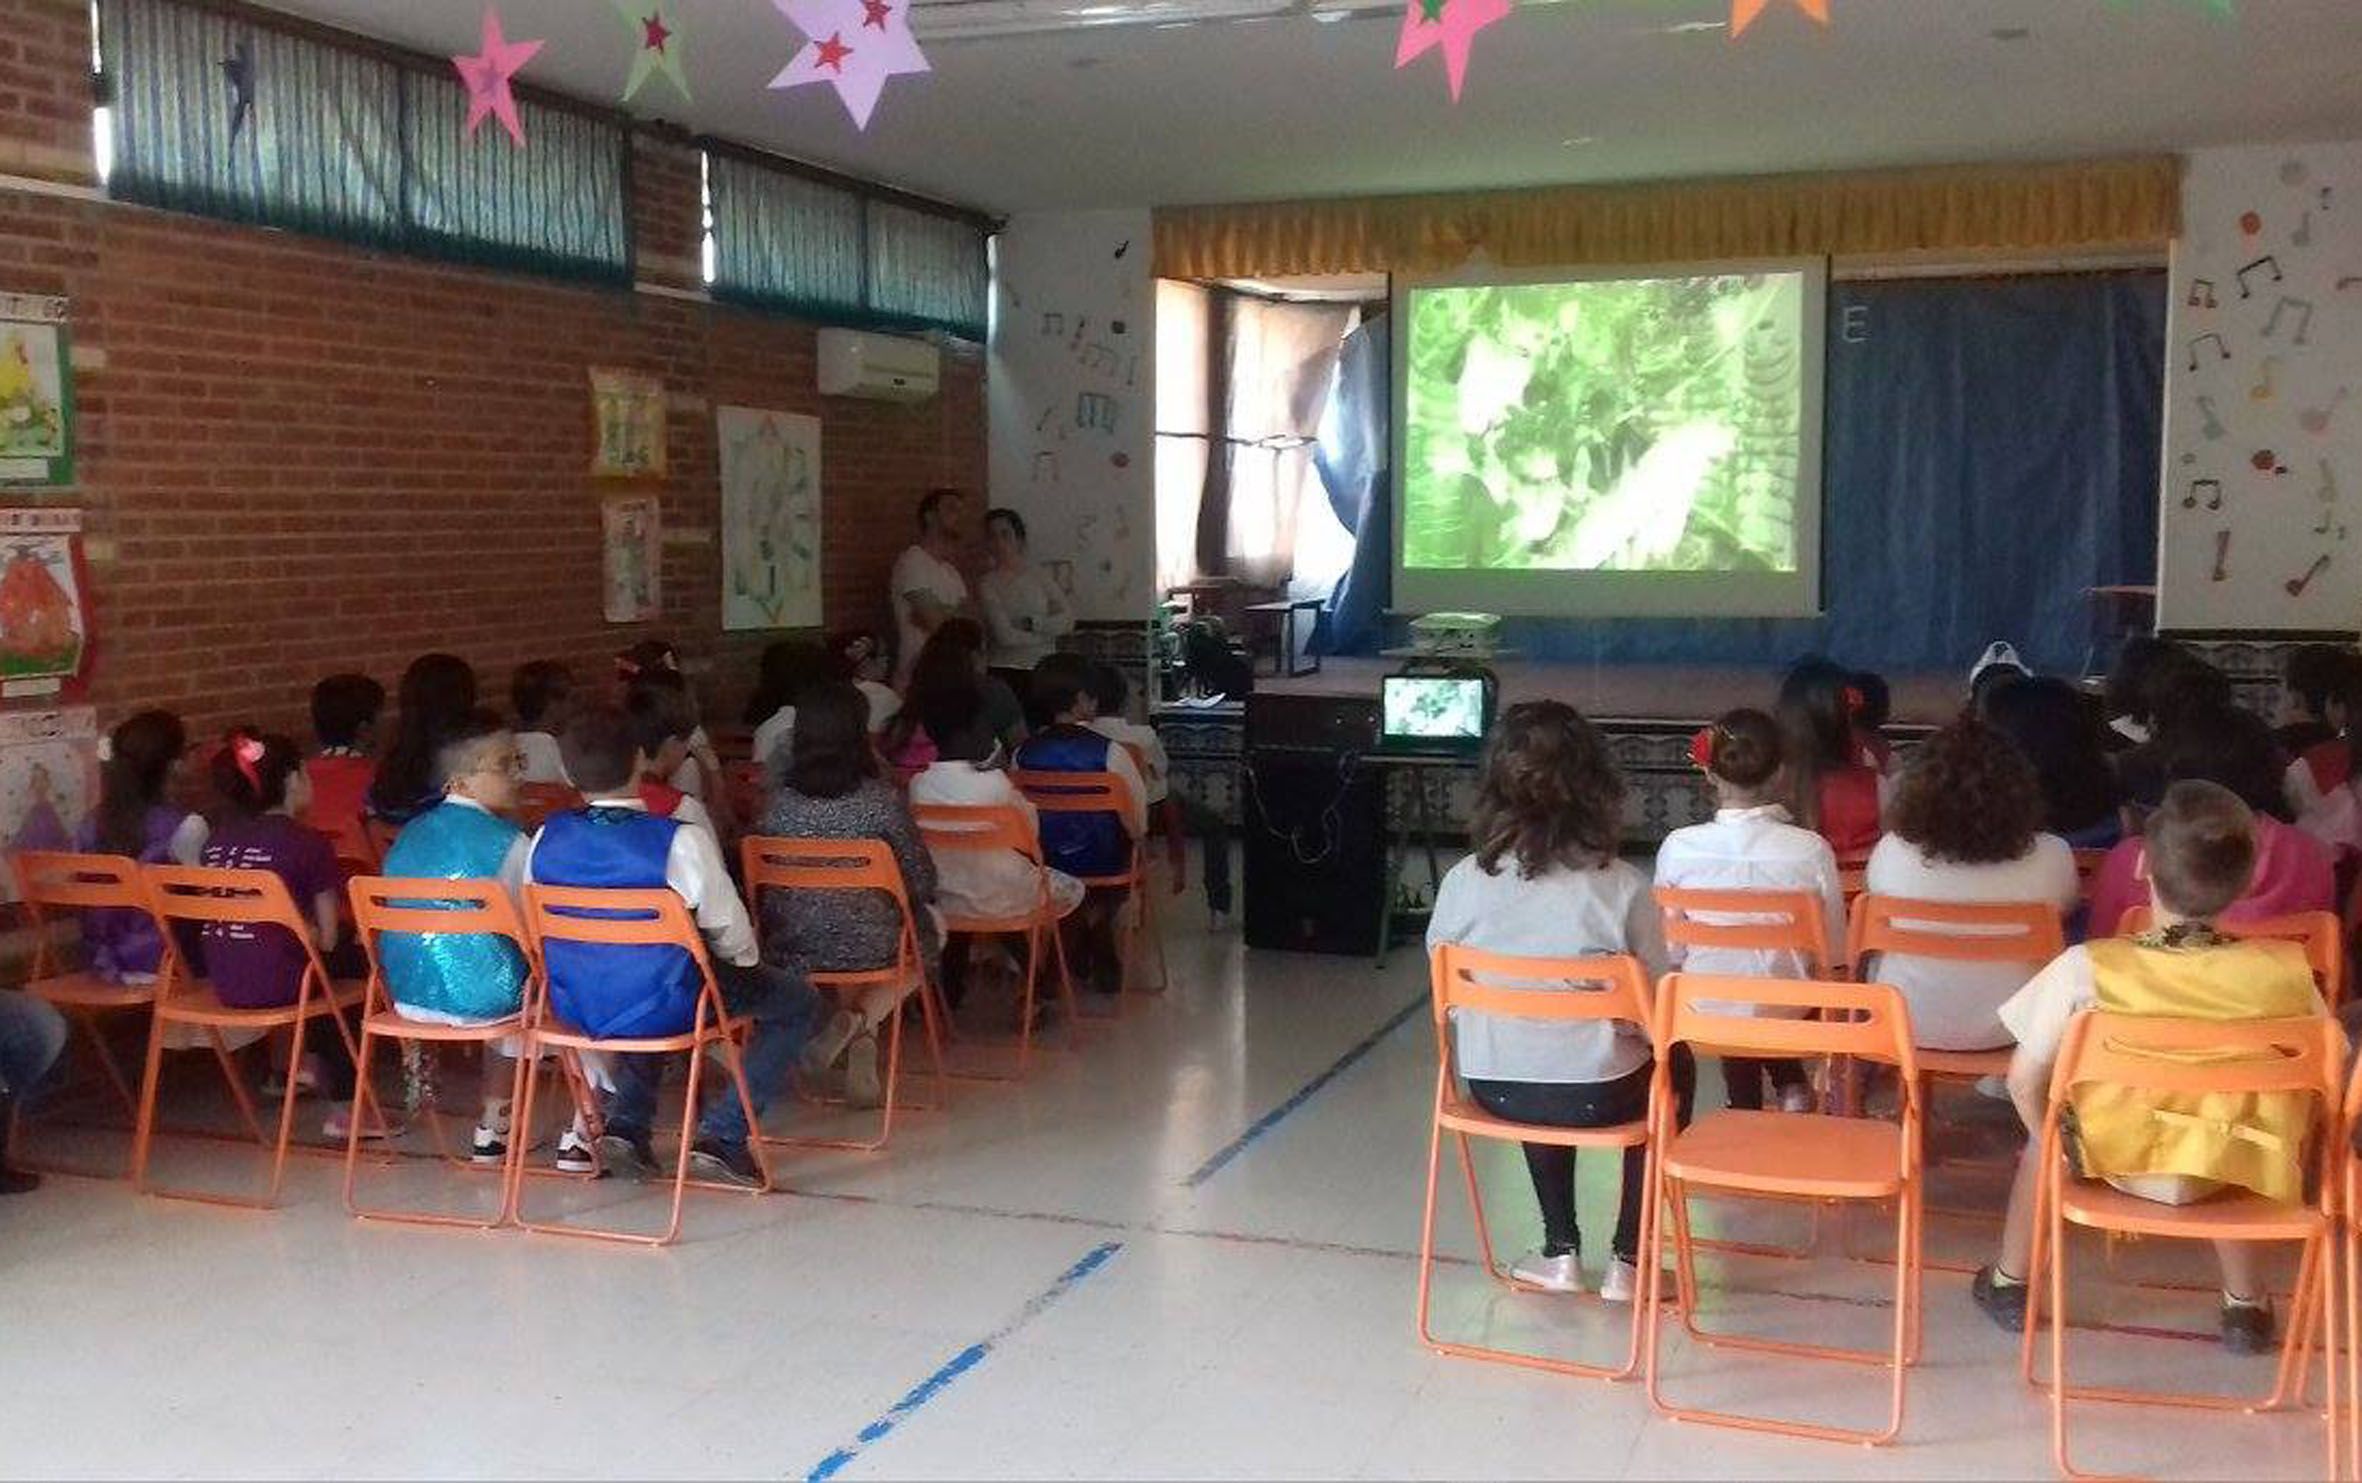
[1419,0,1446,22]
[617,0,691,103]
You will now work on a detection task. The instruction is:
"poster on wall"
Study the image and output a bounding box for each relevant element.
[590,367,667,479]
[0,294,73,486]
[717,407,822,631]
[601,495,661,623]
[0,508,92,699]
[0,705,95,899]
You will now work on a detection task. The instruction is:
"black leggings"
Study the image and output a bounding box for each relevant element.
[1722,1056,1809,1111]
[1468,1047,1697,1262]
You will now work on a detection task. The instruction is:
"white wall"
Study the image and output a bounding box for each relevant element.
[986,209,1156,623]
[2159,141,2362,633]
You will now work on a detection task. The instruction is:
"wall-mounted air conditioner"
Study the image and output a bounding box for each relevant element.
[818,329,941,403]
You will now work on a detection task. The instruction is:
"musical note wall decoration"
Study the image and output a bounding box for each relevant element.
[2197,394,2226,440]
[2317,460,2340,506]
[2188,333,2230,371]
[1040,312,1064,337]
[1031,450,1061,485]
[2211,530,2231,583]
[2294,212,2314,248]
[2251,448,2289,476]
[2251,356,2279,402]
[2187,279,2218,309]
[2287,553,2331,597]
[2183,477,2222,512]
[2237,256,2285,298]
[2301,389,2353,435]
[1075,391,1119,433]
[2261,296,2315,345]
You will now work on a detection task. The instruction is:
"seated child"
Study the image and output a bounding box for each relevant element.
[370,653,480,827]
[305,673,384,864]
[757,681,941,1109]
[527,705,821,1186]
[2274,643,2349,760]
[1014,653,1148,994]
[75,709,207,984]
[379,713,591,1173]
[614,639,728,813]
[1089,661,1233,916]
[1972,781,2326,1354]
[1655,709,1846,1112]
[510,660,576,786]
[0,987,67,1194]
[625,678,720,839]
[832,628,904,735]
[1851,669,1896,775]
[2286,650,2362,819]
[745,640,831,771]
[1778,658,1884,863]
[1427,700,1691,1302]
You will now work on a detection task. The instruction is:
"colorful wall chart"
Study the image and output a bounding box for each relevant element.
[601,494,662,623]
[0,294,73,487]
[590,367,668,479]
[717,406,823,631]
[0,705,96,901]
[0,508,92,699]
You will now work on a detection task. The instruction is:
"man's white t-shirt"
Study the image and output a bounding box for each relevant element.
[891,544,969,687]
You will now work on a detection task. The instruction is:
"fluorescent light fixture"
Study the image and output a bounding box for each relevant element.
[912,0,1289,39]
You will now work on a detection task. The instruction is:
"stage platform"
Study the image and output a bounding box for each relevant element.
[1248,657,1967,726]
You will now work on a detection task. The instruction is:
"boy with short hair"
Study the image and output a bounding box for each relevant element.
[1972,780,2325,1353]
[528,705,820,1187]
[1086,661,1234,920]
[307,672,386,863]
[1015,654,1147,993]
[510,660,576,786]
[624,679,719,839]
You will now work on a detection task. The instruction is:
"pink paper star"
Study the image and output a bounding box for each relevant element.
[1395,0,1510,102]
[452,7,544,147]
[770,0,931,131]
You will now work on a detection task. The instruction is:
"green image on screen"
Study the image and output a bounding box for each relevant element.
[1402,272,1805,575]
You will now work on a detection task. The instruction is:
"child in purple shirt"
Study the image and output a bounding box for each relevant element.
[75,710,208,983]
[198,731,345,1009]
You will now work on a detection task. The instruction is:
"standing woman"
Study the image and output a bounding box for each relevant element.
[976,508,1073,693]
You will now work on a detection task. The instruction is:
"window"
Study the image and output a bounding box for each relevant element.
[706,145,991,342]
[98,0,630,284]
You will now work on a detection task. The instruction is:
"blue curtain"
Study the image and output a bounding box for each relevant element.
[1315,313,1391,654]
[1340,271,2166,673]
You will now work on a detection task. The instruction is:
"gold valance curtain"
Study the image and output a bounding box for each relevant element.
[1152,156,2180,279]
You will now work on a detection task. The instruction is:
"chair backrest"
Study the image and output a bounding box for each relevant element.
[1848,894,2067,972]
[2048,1009,2341,1109]
[2114,907,2346,1004]
[346,875,534,1013]
[143,863,333,993]
[520,884,720,1036]
[1657,972,1919,1081]
[741,835,919,980]
[513,783,583,832]
[912,802,1044,862]
[1428,944,1653,1077]
[1654,887,1832,977]
[1010,769,1138,830]
[14,851,152,978]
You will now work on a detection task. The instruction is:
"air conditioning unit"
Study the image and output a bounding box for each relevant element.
[817,329,941,403]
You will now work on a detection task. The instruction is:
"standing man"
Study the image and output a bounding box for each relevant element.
[891,487,975,689]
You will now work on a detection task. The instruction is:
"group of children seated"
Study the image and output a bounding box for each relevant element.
[0,623,1180,1195]
[1429,638,2361,1353]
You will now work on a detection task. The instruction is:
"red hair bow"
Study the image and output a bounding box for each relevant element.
[226,731,265,789]
[1688,727,1715,771]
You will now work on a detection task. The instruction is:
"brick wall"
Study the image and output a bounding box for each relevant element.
[0,0,983,742]
[0,0,93,184]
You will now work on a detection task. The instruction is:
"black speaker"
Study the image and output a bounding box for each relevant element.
[1242,695,1387,956]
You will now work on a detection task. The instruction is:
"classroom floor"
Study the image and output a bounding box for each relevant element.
[0,877,2338,1481]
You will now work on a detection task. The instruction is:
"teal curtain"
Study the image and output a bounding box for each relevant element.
[709,150,990,341]
[101,0,628,285]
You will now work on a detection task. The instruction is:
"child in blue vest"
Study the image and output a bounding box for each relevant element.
[381,712,593,1174]
[1014,654,1147,994]
[528,705,819,1187]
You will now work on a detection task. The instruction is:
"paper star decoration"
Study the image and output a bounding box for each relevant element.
[220,39,256,146]
[1730,0,1829,36]
[451,7,544,147]
[617,0,691,103]
[770,0,931,131]
[1394,0,1510,101]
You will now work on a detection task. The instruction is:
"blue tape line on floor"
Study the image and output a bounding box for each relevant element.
[1180,991,1426,1189]
[803,1240,1125,1482]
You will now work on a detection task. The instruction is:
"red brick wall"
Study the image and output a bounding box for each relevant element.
[0,2,983,742]
[0,0,94,184]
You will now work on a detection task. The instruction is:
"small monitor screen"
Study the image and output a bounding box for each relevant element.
[1383,675,1490,746]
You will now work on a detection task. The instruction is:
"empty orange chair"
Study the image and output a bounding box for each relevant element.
[512,782,582,834]
[740,835,948,1152]
[912,803,1079,1080]
[2020,1011,2342,1480]
[131,864,366,1209]
[511,884,770,1246]
[2119,906,2346,1008]
[1415,944,1664,1380]
[1645,973,1923,1445]
[9,851,167,1173]
[342,876,536,1229]
[1011,768,1165,997]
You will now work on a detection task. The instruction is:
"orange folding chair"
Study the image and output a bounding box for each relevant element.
[1645,973,1924,1446]
[2119,906,2347,1008]
[131,864,367,1209]
[1011,768,1165,997]
[8,852,166,1172]
[512,885,771,1247]
[512,783,583,833]
[341,877,536,1229]
[740,835,950,1152]
[911,802,1080,1080]
[2341,1051,2362,1475]
[2020,1011,2343,1481]
[1415,944,1664,1380]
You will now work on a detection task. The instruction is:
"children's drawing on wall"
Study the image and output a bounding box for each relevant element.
[601,495,662,623]
[0,706,94,899]
[590,367,668,479]
[717,407,822,632]
[0,294,73,486]
[0,508,91,699]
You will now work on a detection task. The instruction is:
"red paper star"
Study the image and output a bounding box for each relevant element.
[861,0,893,29]
[642,13,670,51]
[814,31,854,71]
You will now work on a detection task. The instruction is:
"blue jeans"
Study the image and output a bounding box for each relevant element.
[0,990,67,1105]
[603,960,819,1147]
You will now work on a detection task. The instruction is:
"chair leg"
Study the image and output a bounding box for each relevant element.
[128,1013,169,1193]
[1453,1132,1504,1283]
[340,1023,380,1216]
[1414,1111,1449,1349]
[77,1007,142,1123]
[206,1029,267,1145]
[1048,914,1083,1048]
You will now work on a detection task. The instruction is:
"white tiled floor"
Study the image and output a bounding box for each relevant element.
[0,892,2339,1480]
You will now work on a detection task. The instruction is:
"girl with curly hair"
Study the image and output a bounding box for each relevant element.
[1425,701,1692,1302]
[1862,716,2080,1050]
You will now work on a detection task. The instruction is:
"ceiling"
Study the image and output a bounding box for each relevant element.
[248,0,2362,216]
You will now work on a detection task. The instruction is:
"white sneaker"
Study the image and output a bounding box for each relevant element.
[1509,1249,1584,1293]
[469,1123,508,1166]
[1599,1257,1679,1305]
[801,1008,861,1075]
[843,1032,883,1110]
[553,1127,598,1175]
[1779,1084,1815,1115]
[1975,1074,2011,1101]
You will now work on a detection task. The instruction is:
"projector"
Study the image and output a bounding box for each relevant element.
[1408,612,1503,657]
